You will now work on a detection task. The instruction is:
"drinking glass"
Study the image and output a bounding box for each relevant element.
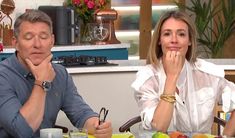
[136,123,155,138]
[138,124,148,138]
[69,128,88,138]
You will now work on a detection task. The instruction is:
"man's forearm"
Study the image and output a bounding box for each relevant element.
[20,85,46,131]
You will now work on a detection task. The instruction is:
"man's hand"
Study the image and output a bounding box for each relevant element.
[25,54,55,82]
[94,121,112,138]
[84,117,112,138]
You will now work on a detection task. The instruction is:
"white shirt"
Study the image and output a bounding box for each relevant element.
[132,58,235,133]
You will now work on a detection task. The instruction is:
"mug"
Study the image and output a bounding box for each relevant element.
[40,128,63,138]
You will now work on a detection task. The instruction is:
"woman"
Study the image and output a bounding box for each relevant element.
[132,10,235,136]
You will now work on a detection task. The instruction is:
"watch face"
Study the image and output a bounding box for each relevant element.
[42,81,52,91]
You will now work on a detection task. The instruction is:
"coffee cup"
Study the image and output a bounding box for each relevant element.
[40,128,63,138]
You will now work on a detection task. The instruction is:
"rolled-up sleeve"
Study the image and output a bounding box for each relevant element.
[131,66,160,130]
[0,77,33,138]
[222,80,235,113]
[60,69,98,128]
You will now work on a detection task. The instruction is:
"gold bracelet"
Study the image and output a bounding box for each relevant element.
[160,94,175,98]
[160,94,176,103]
[161,97,176,103]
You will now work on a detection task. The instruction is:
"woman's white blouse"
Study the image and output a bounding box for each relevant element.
[131,59,235,133]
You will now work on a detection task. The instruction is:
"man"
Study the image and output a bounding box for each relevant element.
[0,10,112,138]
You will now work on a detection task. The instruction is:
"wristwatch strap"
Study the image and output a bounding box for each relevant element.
[34,80,43,89]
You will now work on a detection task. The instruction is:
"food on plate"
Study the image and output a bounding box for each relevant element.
[152,131,221,138]
[205,134,216,138]
[169,131,188,138]
[192,133,208,138]
[152,132,170,138]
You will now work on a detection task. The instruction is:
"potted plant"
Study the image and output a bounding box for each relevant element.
[175,0,235,58]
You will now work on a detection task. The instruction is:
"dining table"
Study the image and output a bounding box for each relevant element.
[62,132,136,138]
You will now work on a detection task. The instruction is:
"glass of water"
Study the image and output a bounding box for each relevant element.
[69,128,88,138]
[137,123,153,138]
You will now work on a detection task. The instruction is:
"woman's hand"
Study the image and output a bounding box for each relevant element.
[223,110,235,137]
[163,51,184,80]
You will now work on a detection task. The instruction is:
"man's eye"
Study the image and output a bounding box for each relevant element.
[24,34,33,40]
[40,34,49,39]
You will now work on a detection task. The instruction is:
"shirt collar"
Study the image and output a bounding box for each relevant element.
[9,53,31,79]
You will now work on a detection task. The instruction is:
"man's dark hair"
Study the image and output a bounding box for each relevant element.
[13,10,53,38]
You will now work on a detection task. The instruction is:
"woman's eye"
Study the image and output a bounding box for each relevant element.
[162,32,170,36]
[179,33,186,37]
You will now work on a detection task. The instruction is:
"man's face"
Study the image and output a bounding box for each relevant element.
[13,21,54,66]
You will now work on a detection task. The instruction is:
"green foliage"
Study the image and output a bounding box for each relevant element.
[175,0,235,58]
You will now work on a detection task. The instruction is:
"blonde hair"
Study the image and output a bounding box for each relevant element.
[147,10,197,66]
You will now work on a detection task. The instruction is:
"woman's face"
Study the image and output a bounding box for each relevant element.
[159,17,191,57]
